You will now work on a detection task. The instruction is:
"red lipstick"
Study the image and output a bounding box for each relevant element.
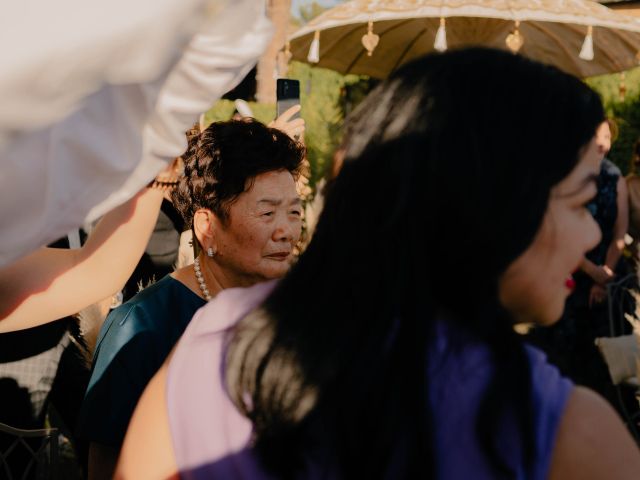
[565,275,576,290]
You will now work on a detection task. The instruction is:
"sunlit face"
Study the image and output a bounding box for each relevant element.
[595,121,611,157]
[498,136,603,325]
[212,170,302,286]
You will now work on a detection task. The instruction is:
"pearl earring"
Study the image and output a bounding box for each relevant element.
[207,246,215,257]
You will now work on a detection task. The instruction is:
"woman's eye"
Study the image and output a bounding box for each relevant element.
[262,211,274,217]
[290,210,302,217]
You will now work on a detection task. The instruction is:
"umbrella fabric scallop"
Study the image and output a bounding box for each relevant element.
[288,0,640,78]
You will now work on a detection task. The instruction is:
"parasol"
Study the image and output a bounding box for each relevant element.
[288,0,640,78]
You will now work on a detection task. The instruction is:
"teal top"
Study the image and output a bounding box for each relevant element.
[77,275,206,447]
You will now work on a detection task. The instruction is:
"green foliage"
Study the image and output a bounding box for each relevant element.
[609,98,640,175]
[587,68,640,175]
[202,61,373,189]
[203,100,276,126]
[202,101,235,124]
[587,67,640,108]
[288,61,349,185]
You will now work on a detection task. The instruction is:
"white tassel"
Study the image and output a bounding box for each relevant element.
[307,30,320,63]
[579,26,594,61]
[434,18,447,52]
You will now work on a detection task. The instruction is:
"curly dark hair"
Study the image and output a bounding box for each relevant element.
[172,118,305,236]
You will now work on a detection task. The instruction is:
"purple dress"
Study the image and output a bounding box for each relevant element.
[167,282,572,479]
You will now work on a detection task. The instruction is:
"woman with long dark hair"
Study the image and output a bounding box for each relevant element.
[118,48,640,479]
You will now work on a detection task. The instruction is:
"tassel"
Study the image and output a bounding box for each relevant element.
[579,26,594,61]
[307,30,320,63]
[505,21,524,53]
[361,20,380,57]
[434,18,447,52]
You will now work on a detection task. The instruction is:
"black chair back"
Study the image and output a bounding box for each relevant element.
[0,422,58,480]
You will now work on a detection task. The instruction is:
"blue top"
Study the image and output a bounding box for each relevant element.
[427,322,573,479]
[77,275,206,446]
[168,283,573,479]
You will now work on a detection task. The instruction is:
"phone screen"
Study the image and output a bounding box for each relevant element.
[276,79,301,120]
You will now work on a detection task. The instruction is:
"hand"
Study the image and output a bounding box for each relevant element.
[148,157,184,200]
[269,105,305,141]
[589,283,607,307]
[155,157,183,183]
[591,264,614,285]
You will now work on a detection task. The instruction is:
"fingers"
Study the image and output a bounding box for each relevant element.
[271,116,305,141]
[589,286,606,307]
[155,157,184,182]
[275,104,302,123]
[267,105,305,141]
[281,118,305,138]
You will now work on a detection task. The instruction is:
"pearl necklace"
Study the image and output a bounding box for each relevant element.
[193,257,212,301]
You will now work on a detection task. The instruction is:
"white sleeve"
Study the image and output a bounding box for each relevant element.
[0,0,272,266]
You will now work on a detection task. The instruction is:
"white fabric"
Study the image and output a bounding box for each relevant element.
[595,335,639,385]
[0,0,272,266]
[66,229,81,250]
[0,0,206,141]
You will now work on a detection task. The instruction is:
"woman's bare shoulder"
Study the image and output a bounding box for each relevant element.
[548,386,640,480]
[115,363,178,479]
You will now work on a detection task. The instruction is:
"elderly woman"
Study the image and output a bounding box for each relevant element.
[77,118,305,479]
[119,49,640,479]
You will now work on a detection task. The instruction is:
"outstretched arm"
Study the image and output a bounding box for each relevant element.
[0,185,165,333]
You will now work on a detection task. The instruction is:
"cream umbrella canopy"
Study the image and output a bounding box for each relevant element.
[287,0,640,78]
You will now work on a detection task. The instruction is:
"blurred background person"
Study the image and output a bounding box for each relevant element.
[0,161,180,477]
[626,138,640,267]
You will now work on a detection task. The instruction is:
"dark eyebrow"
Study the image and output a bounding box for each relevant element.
[558,172,599,198]
[257,198,281,206]
[257,197,302,206]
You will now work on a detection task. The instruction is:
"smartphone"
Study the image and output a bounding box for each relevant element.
[276,78,301,120]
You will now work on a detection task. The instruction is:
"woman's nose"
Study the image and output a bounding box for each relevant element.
[273,219,294,242]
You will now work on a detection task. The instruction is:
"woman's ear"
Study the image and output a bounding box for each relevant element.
[193,209,217,253]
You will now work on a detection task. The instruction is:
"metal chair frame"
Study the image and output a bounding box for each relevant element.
[0,421,58,480]
[605,273,640,442]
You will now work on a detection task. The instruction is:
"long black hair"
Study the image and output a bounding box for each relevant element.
[226,48,604,478]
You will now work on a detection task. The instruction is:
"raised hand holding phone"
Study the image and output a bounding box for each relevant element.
[272,78,304,141]
[270,105,305,141]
